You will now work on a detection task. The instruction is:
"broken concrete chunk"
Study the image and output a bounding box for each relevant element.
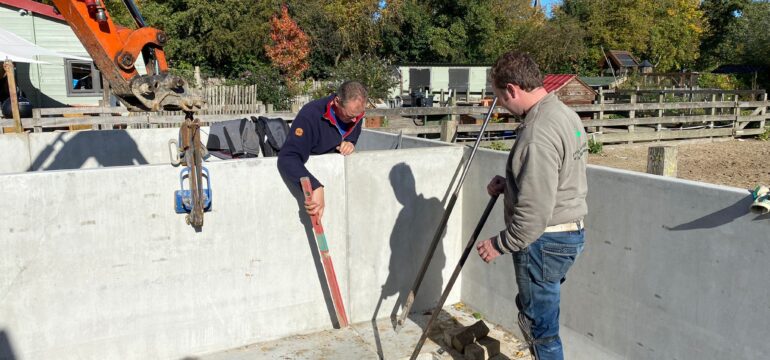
[464,337,501,360]
[451,320,490,352]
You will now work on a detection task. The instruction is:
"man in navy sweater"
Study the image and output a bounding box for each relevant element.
[278,81,367,222]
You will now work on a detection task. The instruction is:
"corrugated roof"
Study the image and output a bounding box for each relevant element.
[0,0,65,21]
[543,74,577,93]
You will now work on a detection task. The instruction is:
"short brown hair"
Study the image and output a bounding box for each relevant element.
[489,51,543,92]
[337,81,368,105]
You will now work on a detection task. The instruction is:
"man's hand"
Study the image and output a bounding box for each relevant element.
[487,175,505,197]
[477,237,502,263]
[336,141,355,156]
[304,186,325,224]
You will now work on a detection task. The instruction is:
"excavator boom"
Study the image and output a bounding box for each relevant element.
[50,0,203,112]
[51,0,208,227]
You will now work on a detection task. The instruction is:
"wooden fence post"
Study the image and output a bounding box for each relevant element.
[647,146,677,177]
[598,88,604,134]
[761,93,768,130]
[440,119,458,143]
[733,94,741,135]
[627,91,637,144]
[656,91,664,135]
[709,93,716,130]
[3,60,23,133]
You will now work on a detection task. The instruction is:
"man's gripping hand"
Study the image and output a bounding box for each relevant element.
[337,141,355,156]
[487,175,505,197]
[477,236,502,263]
[304,186,325,224]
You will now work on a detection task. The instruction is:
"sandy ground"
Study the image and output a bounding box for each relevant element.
[589,139,770,190]
[198,303,529,360]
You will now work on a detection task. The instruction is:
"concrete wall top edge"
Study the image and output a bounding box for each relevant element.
[587,164,754,194]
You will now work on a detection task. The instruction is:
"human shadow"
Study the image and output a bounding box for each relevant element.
[27,130,148,171]
[664,195,754,231]
[280,173,341,328]
[0,330,16,360]
[371,163,447,358]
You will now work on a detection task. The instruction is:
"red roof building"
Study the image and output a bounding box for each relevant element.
[543,74,596,105]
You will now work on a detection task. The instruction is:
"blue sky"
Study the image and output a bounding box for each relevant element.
[541,0,560,17]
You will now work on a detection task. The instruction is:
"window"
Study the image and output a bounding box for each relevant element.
[65,59,101,96]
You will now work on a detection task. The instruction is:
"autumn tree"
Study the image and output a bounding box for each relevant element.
[558,0,703,73]
[287,0,343,78]
[265,5,310,95]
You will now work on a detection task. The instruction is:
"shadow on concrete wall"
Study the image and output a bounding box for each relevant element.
[371,163,447,358]
[0,330,17,360]
[280,174,341,328]
[27,131,148,171]
[664,195,754,231]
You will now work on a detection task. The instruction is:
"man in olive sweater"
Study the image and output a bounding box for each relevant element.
[476,51,588,360]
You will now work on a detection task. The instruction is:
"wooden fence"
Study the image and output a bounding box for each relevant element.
[367,89,769,144]
[140,84,266,117]
[3,88,768,145]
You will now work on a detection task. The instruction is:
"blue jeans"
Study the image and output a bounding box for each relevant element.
[512,229,585,360]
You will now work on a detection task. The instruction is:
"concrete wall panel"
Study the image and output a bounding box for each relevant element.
[0,156,348,360]
[460,149,770,360]
[0,134,31,174]
[345,147,466,323]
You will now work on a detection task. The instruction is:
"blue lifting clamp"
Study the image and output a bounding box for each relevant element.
[174,167,212,214]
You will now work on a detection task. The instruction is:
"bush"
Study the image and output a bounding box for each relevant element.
[588,138,603,154]
[758,127,770,142]
[232,63,291,110]
[327,55,399,101]
[698,73,739,90]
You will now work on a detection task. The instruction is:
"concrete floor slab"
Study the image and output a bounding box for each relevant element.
[196,305,529,360]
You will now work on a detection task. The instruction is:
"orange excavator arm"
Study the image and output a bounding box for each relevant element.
[52,0,209,227]
[50,0,203,112]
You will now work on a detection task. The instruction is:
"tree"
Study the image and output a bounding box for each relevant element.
[379,0,435,63]
[558,0,702,73]
[699,0,750,68]
[647,0,704,71]
[517,14,590,74]
[265,5,310,96]
[287,0,343,78]
[140,0,280,77]
[328,55,399,100]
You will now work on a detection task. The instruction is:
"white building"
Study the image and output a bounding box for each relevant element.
[0,0,139,108]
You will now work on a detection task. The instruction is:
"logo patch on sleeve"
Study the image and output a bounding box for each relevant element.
[295,128,304,137]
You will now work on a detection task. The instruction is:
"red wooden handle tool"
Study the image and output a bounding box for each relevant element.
[300,177,349,328]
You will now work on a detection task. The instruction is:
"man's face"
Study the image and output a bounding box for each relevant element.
[333,96,366,123]
[493,84,524,116]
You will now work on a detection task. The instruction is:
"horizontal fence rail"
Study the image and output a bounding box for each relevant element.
[2,88,768,144]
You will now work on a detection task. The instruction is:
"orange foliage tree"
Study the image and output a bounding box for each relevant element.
[265,5,310,95]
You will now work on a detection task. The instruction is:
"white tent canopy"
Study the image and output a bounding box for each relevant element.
[0,26,90,64]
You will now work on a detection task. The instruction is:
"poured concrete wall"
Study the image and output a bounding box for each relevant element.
[0,129,430,175]
[0,129,182,174]
[0,156,348,360]
[346,147,465,323]
[460,149,770,360]
[0,137,467,359]
[4,129,768,359]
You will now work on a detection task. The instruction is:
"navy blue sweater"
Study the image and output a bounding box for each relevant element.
[277,95,364,190]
